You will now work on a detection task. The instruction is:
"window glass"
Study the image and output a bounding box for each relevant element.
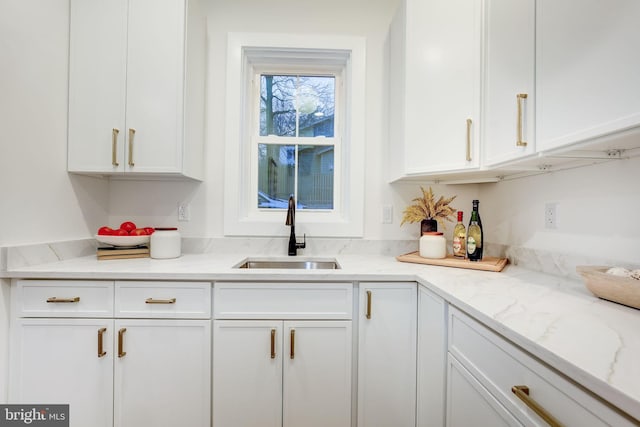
[260,75,335,137]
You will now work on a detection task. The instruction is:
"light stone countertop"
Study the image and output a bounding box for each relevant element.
[4,252,640,422]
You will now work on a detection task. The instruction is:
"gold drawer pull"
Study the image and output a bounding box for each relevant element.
[145,298,176,304]
[46,297,80,303]
[112,128,120,166]
[97,327,107,358]
[128,128,136,167]
[270,329,276,359]
[290,329,295,359]
[512,385,563,427]
[366,290,372,319]
[466,118,472,161]
[516,93,528,147]
[118,328,127,358]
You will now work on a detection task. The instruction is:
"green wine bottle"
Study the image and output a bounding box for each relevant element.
[466,200,483,261]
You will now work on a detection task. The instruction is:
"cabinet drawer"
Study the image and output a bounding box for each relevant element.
[15,280,114,318]
[449,307,635,426]
[115,282,211,319]
[213,282,353,319]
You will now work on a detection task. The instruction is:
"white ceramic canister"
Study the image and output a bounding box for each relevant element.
[419,232,447,259]
[150,227,181,259]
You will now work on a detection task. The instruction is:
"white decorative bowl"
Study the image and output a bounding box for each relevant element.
[577,266,640,310]
[95,234,150,247]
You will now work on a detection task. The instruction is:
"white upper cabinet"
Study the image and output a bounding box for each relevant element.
[68,0,205,180]
[482,0,536,167]
[536,0,640,153]
[388,0,482,180]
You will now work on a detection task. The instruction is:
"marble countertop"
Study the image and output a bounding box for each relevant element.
[4,253,640,421]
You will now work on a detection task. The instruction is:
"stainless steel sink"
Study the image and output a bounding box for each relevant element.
[235,258,340,270]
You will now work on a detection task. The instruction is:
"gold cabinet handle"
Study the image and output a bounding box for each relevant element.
[516,94,528,147]
[128,128,136,166]
[118,328,127,358]
[97,327,107,358]
[366,290,372,319]
[46,297,80,303]
[512,385,563,427]
[466,118,472,161]
[270,329,276,359]
[290,329,295,360]
[145,298,176,304]
[112,128,120,166]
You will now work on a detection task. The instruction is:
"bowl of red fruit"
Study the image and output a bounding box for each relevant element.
[95,221,154,247]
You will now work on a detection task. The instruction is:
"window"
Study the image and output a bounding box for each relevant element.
[257,74,337,211]
[224,33,366,237]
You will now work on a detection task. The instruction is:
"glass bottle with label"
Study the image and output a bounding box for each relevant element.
[467,200,483,261]
[452,211,466,258]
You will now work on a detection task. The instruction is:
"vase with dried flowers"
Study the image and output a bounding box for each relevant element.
[401,186,457,234]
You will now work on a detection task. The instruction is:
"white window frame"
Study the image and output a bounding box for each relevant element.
[224,33,366,237]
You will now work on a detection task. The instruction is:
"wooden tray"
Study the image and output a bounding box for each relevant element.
[396,251,509,272]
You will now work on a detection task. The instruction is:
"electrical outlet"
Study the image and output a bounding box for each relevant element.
[178,204,191,222]
[545,202,557,229]
[382,205,393,224]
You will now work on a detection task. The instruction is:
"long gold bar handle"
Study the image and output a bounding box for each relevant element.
[128,128,135,167]
[366,290,372,319]
[466,118,472,161]
[270,329,276,359]
[97,327,107,358]
[516,94,528,147]
[112,128,120,166]
[290,329,295,360]
[512,385,562,427]
[118,328,127,358]
[145,298,176,304]
[46,297,80,303]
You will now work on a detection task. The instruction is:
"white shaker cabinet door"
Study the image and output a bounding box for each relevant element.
[283,321,352,427]
[483,0,536,166]
[9,319,114,427]
[212,320,283,427]
[358,282,417,427]
[113,319,211,427]
[536,0,640,151]
[68,0,127,173]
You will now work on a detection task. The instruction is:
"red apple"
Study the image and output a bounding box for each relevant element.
[97,226,113,235]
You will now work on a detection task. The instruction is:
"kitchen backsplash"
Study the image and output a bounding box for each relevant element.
[3,238,638,281]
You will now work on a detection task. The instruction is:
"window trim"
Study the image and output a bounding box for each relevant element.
[224,33,366,237]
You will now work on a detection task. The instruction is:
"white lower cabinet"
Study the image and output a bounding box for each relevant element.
[9,280,211,427]
[358,282,417,427]
[448,307,636,427]
[213,320,352,427]
[10,318,114,427]
[213,282,353,427]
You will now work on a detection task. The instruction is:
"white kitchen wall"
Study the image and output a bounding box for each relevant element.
[479,155,640,266]
[0,0,109,247]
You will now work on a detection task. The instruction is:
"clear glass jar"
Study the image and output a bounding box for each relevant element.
[419,232,447,259]
[150,228,181,259]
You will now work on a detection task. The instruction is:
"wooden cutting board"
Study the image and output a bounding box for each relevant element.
[396,251,509,272]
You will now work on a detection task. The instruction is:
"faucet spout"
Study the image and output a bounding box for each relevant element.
[286,196,306,256]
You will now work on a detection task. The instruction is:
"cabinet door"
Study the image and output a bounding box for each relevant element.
[483,0,536,166]
[404,0,482,174]
[447,355,523,427]
[417,286,447,427]
[9,319,114,427]
[125,0,185,174]
[358,283,417,427]
[114,319,210,427]
[213,320,283,427]
[68,0,127,173]
[283,321,352,427]
[536,0,640,151]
